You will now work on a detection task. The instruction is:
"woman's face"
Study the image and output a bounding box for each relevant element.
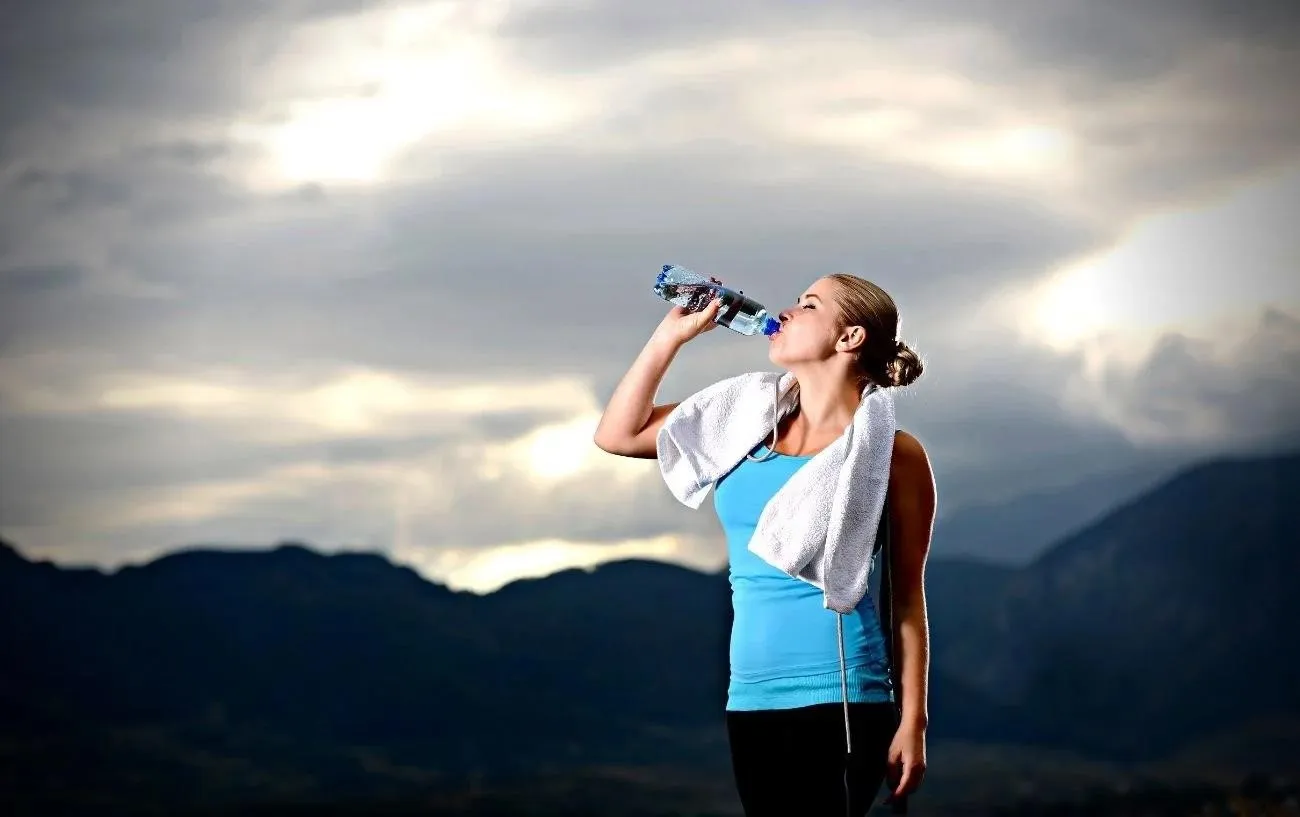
[767,277,847,368]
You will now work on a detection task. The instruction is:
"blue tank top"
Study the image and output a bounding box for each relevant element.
[714,444,893,711]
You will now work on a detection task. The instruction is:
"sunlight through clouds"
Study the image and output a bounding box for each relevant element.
[962,164,1300,447]
[478,411,647,484]
[936,125,1073,178]
[1017,163,1300,355]
[226,0,586,189]
[408,535,693,594]
[0,363,596,441]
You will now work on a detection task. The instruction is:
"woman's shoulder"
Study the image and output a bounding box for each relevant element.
[890,430,933,481]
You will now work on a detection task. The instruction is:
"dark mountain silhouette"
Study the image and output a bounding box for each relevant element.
[0,542,1011,761]
[1,451,1296,814]
[956,453,1300,760]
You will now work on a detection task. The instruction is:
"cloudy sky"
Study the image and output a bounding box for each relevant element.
[1,0,1297,592]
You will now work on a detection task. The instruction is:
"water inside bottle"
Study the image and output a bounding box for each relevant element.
[653,275,719,313]
[654,265,780,336]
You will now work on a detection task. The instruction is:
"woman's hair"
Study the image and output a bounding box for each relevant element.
[827,273,924,388]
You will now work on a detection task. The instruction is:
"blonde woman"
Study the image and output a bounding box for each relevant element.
[595,273,935,816]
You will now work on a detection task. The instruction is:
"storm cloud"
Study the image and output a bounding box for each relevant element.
[1,0,1296,589]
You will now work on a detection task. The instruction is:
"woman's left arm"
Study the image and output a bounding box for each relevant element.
[886,430,937,800]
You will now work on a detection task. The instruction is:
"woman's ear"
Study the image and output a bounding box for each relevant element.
[837,325,867,353]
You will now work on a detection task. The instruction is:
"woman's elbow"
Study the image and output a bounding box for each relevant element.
[592,430,623,455]
[592,431,645,458]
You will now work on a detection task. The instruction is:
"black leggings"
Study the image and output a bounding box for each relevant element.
[726,702,897,817]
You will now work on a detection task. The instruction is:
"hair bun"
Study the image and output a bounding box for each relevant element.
[888,340,924,388]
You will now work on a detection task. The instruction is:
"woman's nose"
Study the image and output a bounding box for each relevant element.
[778,307,792,322]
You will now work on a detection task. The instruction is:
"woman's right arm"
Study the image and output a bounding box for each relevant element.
[593,299,723,459]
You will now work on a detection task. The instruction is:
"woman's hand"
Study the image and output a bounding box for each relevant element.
[885,721,927,802]
[651,297,723,347]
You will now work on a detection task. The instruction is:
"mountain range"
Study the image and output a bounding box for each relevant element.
[2,451,1297,815]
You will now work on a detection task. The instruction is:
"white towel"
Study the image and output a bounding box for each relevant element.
[656,370,896,614]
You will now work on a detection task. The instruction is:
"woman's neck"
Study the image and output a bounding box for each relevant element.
[789,372,863,435]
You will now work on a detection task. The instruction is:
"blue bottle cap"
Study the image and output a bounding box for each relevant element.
[762,316,781,336]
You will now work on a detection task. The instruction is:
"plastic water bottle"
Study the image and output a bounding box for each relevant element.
[653,265,781,337]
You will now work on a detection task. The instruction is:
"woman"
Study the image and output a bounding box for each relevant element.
[593,273,935,816]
